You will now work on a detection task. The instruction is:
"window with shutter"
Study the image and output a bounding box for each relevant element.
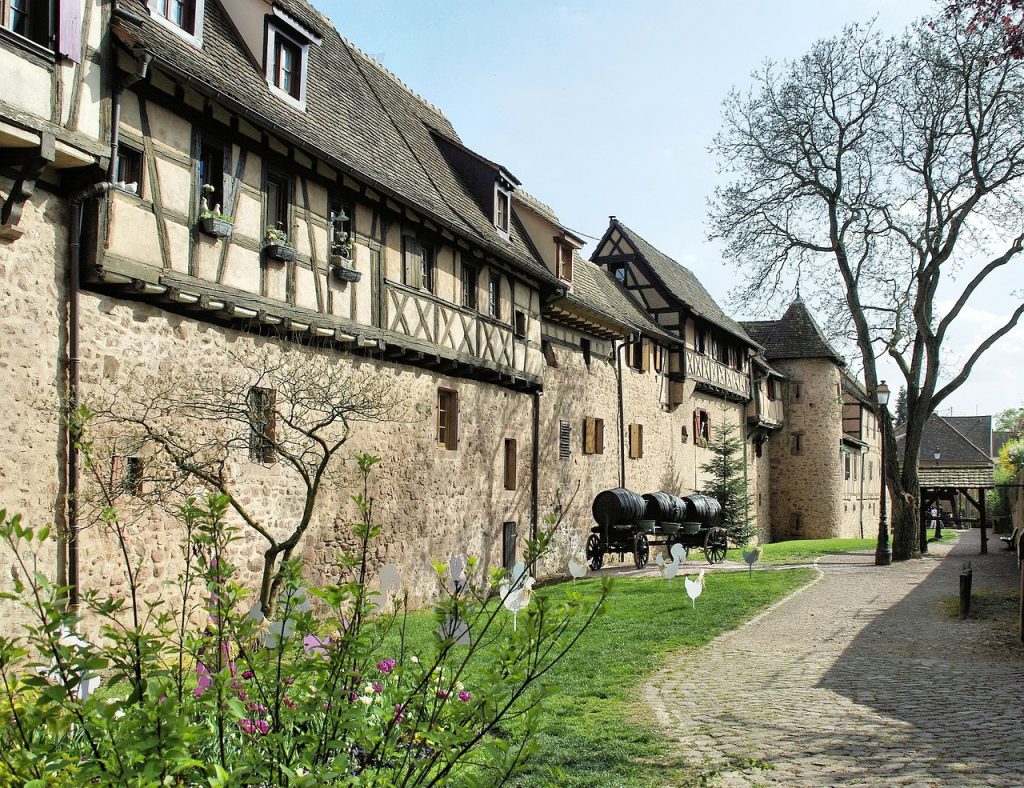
[559,421,571,460]
[694,409,710,446]
[582,417,605,455]
[488,273,501,319]
[628,423,644,459]
[249,387,276,463]
[504,439,517,490]
[4,0,52,48]
[436,389,458,449]
[513,310,527,339]
[125,457,144,496]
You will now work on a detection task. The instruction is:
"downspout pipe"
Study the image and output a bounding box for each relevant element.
[67,181,116,609]
[615,335,640,489]
[530,389,540,576]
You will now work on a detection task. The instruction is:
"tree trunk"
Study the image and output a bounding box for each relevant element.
[891,487,921,560]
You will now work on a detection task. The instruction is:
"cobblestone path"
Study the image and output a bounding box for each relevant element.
[645,530,1024,786]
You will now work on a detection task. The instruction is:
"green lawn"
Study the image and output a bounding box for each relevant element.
[384,568,815,786]
[728,537,877,565]
[728,528,959,566]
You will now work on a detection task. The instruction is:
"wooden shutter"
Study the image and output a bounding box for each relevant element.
[629,424,642,459]
[641,339,651,372]
[559,421,570,459]
[584,417,595,454]
[596,418,605,455]
[263,388,277,462]
[58,0,83,63]
[450,391,459,449]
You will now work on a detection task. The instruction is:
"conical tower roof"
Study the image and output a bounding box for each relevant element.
[741,300,845,364]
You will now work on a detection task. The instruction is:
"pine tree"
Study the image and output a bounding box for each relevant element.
[895,386,908,426]
[699,416,757,546]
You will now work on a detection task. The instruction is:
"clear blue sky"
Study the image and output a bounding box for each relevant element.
[319,0,1022,420]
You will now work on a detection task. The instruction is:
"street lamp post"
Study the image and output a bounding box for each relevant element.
[875,381,892,566]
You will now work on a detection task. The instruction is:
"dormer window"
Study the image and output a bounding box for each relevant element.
[495,185,510,235]
[265,19,313,109]
[611,264,626,285]
[156,0,194,33]
[558,244,573,281]
[147,0,203,44]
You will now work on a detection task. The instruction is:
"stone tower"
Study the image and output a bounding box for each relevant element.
[743,299,848,540]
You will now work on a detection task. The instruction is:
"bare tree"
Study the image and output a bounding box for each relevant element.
[709,17,1024,560]
[90,348,401,612]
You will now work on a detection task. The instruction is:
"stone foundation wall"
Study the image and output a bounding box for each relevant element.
[0,182,65,632]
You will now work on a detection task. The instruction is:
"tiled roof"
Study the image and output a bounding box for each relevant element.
[741,299,845,364]
[895,414,993,466]
[605,221,751,343]
[918,466,995,488]
[944,416,993,457]
[113,0,558,286]
[564,254,678,343]
[842,373,871,406]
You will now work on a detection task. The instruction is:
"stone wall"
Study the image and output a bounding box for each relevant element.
[768,358,845,539]
[0,181,65,631]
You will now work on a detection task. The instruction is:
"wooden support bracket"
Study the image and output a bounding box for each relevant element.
[1,132,55,241]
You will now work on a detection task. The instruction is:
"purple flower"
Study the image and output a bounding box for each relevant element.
[372,682,383,694]
[349,691,358,702]
[247,703,268,715]
[322,701,332,711]
[393,703,405,724]
[237,689,249,702]
[304,634,331,659]
[283,677,294,686]
[194,662,213,698]
[255,720,270,736]
[436,690,450,700]
[239,719,256,735]
[283,695,298,710]
[458,691,471,702]
[377,659,396,674]
[241,670,254,680]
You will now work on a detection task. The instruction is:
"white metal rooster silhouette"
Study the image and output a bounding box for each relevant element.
[684,568,706,608]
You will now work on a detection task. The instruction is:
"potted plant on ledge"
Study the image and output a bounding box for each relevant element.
[197,184,233,238]
[264,226,297,262]
[329,231,361,282]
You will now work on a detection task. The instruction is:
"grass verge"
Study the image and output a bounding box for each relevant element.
[385,568,815,786]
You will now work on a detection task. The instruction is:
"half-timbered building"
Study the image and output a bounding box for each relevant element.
[1,0,881,627]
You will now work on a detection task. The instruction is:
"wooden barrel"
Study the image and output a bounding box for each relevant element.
[642,491,685,523]
[592,488,645,527]
[682,494,723,528]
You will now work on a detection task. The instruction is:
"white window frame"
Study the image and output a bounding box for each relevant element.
[265,23,309,111]
[494,181,511,238]
[147,0,204,47]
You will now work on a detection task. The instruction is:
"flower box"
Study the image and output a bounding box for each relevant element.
[332,264,362,283]
[265,243,297,262]
[198,216,233,238]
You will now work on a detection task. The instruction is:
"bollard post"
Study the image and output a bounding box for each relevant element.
[959,561,972,620]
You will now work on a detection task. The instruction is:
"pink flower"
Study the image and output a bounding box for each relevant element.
[436,689,450,699]
[283,695,298,710]
[377,658,396,674]
[372,682,383,694]
[237,689,249,702]
[458,690,471,702]
[194,662,213,698]
[241,670,254,680]
[322,701,332,711]
[255,720,270,736]
[247,703,268,715]
[283,677,294,686]
[239,719,256,735]
[393,703,404,724]
[349,691,358,702]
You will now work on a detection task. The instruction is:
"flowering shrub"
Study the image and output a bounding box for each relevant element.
[0,454,608,785]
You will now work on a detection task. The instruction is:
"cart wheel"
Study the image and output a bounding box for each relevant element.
[586,533,604,571]
[633,533,650,569]
[704,526,728,564]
